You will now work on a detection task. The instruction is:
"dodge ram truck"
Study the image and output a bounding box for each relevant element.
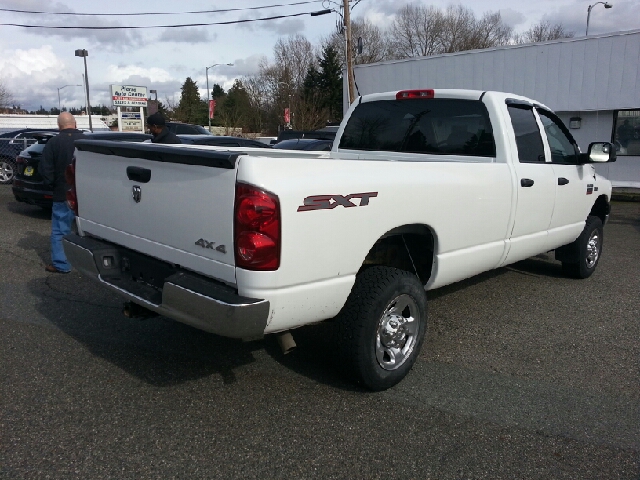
[62,89,615,390]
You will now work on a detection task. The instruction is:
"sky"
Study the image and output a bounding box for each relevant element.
[0,0,638,112]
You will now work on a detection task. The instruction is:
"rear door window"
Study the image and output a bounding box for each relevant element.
[338,98,495,157]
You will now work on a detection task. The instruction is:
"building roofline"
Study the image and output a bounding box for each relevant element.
[354,28,640,70]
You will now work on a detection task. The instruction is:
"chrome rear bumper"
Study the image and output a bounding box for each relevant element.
[63,234,269,339]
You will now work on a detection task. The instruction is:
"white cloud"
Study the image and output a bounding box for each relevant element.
[158,27,214,43]
[107,65,174,83]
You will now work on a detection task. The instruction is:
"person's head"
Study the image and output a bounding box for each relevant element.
[57,112,76,131]
[147,112,166,137]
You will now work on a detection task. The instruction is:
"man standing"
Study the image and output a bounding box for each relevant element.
[146,113,181,144]
[40,112,84,274]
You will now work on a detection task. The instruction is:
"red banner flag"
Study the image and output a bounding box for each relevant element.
[284,107,290,124]
[209,99,216,119]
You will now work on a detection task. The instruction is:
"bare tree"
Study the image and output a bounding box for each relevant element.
[390,4,444,58]
[389,4,511,58]
[273,34,316,90]
[513,21,575,44]
[0,80,13,112]
[470,12,512,50]
[440,5,477,53]
[243,73,269,133]
[326,17,394,66]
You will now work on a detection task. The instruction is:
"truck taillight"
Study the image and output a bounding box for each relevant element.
[234,183,280,271]
[65,159,78,215]
[396,89,435,99]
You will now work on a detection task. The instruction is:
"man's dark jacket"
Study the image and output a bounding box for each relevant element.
[151,127,181,144]
[40,128,84,202]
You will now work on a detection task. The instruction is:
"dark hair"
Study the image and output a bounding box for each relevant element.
[147,112,166,126]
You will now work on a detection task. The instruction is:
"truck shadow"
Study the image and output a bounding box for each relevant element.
[24,252,570,393]
[28,274,262,387]
[16,230,51,265]
[6,200,51,219]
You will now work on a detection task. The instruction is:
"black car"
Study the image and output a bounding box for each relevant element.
[177,135,272,148]
[12,131,151,209]
[166,122,212,135]
[0,128,59,184]
[272,138,334,151]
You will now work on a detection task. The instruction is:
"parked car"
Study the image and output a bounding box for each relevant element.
[165,122,212,135]
[177,135,272,148]
[0,128,59,184]
[272,138,334,151]
[12,131,151,209]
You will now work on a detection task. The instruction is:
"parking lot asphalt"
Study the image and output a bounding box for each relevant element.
[1,184,638,479]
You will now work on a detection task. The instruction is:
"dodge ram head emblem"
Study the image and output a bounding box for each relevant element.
[297,192,378,212]
[132,185,141,203]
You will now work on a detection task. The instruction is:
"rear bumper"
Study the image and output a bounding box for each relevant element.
[12,182,53,207]
[63,234,270,339]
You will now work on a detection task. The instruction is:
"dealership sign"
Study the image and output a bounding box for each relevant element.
[111,85,148,107]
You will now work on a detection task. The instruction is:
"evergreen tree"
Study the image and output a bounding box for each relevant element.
[176,77,207,124]
[211,84,225,99]
[318,45,343,122]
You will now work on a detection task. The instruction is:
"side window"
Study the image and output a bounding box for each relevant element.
[612,110,640,155]
[507,105,545,163]
[537,110,578,164]
[175,125,192,135]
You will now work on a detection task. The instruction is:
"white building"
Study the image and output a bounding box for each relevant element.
[0,114,109,131]
[348,30,640,188]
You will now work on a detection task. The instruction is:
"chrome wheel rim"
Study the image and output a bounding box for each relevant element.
[0,161,14,182]
[375,294,420,371]
[585,230,600,269]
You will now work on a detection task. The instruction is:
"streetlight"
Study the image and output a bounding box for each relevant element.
[75,49,92,132]
[205,62,233,131]
[586,2,613,36]
[57,84,81,112]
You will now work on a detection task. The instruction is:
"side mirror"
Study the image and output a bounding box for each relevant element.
[579,142,616,164]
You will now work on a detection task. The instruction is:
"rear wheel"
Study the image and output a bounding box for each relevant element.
[561,215,603,279]
[0,158,16,184]
[336,266,427,391]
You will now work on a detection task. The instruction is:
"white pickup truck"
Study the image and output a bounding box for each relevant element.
[63,89,615,390]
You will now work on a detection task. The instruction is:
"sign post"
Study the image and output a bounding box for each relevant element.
[110,85,148,132]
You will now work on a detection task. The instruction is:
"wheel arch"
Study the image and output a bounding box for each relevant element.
[360,224,436,286]
[589,194,610,224]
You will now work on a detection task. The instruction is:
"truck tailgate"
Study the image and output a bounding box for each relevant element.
[74,140,239,285]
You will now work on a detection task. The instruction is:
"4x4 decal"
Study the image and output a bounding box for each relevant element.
[297,192,378,212]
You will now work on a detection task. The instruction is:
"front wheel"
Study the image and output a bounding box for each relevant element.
[561,215,604,279]
[335,266,427,391]
[0,158,16,184]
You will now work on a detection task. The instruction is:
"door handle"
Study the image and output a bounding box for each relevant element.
[558,177,569,185]
[520,178,534,187]
[126,166,151,183]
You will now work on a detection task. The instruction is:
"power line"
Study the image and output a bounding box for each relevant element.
[0,1,320,16]
[0,11,330,30]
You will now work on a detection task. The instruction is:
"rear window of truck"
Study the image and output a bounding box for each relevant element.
[339,98,496,157]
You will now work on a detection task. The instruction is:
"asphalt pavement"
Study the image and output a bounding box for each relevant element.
[1,184,638,479]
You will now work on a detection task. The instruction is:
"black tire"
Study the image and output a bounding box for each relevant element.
[335,266,427,391]
[0,158,16,184]
[561,215,604,279]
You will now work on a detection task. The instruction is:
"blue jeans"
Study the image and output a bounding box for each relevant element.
[51,201,75,272]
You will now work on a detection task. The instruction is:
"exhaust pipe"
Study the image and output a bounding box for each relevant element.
[122,301,158,319]
[277,331,296,354]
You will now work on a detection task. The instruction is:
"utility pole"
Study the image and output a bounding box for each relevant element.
[343,0,356,105]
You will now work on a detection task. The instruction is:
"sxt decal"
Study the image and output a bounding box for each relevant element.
[298,192,378,212]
